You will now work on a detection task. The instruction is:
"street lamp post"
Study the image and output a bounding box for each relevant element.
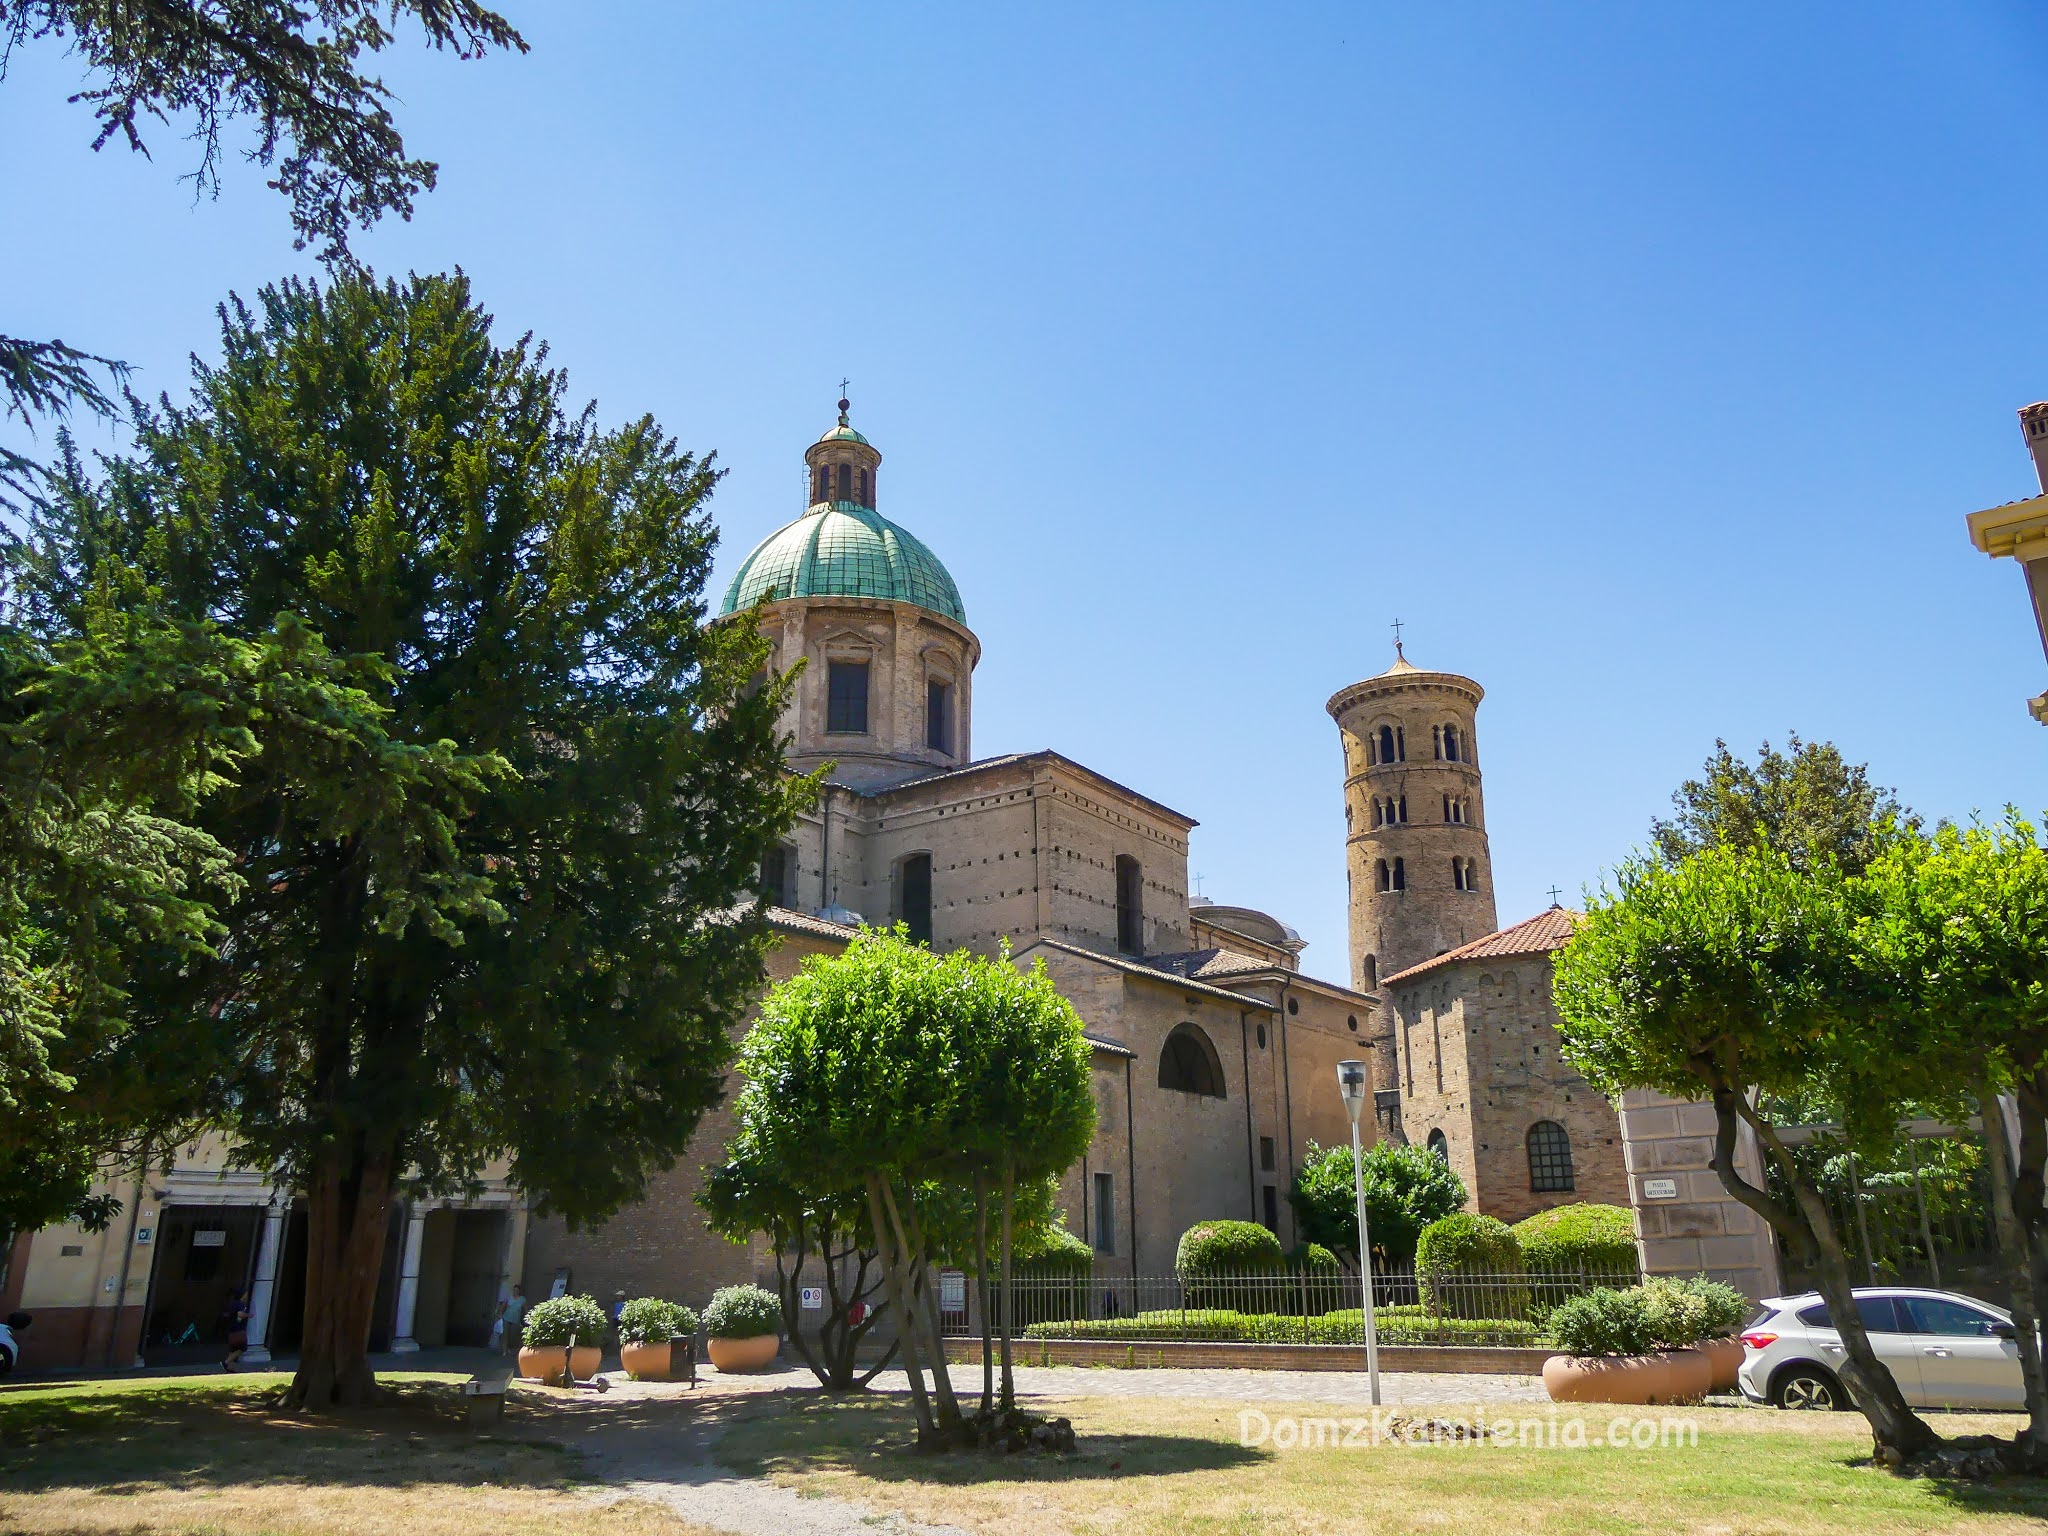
[1335,1060,1382,1405]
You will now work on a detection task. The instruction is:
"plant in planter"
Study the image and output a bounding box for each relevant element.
[520,1294,609,1384]
[1175,1220,1283,1313]
[1648,1275,1749,1390]
[703,1284,782,1372]
[617,1298,700,1382]
[1542,1285,1712,1404]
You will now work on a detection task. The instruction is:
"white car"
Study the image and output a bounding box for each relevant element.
[1739,1288,2023,1411]
[0,1311,28,1375]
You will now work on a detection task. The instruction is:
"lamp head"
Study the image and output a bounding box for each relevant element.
[1336,1059,1369,1123]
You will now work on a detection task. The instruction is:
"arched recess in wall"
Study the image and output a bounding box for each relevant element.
[1158,1022,1226,1099]
[1426,1127,1449,1163]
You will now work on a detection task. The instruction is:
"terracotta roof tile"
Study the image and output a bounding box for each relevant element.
[1380,906,1579,988]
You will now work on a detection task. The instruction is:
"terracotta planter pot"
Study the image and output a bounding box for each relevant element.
[1542,1348,1714,1405]
[518,1343,603,1384]
[620,1340,684,1382]
[1701,1337,1744,1392]
[705,1333,780,1372]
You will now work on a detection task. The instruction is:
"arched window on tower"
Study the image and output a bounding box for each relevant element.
[1158,1022,1226,1099]
[1376,858,1392,893]
[1371,799,1383,829]
[1396,796,1408,824]
[857,467,870,504]
[836,463,853,500]
[1528,1121,1575,1192]
[1115,854,1144,955]
[815,467,831,502]
[1378,724,1398,764]
[1426,1128,1449,1163]
[1392,857,1407,891]
[1364,954,1378,991]
[1452,856,1470,892]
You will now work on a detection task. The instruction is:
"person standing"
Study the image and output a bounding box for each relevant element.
[492,1284,527,1355]
[221,1289,251,1370]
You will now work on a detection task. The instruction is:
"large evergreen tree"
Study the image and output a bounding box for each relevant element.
[19,269,806,1407]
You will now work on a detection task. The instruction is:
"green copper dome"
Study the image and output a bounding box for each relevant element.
[720,502,966,623]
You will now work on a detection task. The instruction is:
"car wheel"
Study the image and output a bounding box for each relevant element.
[1772,1365,1841,1411]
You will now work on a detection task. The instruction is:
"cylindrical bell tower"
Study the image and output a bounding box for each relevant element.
[1328,643,1499,1003]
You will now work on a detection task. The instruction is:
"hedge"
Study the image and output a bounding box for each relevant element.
[523,1293,608,1347]
[1176,1220,1285,1311]
[1512,1204,1637,1276]
[1415,1213,1526,1319]
[1020,1305,1540,1347]
[703,1284,781,1340]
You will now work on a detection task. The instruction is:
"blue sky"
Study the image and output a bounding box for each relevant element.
[6,3,2047,981]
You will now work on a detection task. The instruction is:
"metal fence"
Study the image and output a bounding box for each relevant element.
[1771,1129,2004,1305]
[938,1263,1640,1349]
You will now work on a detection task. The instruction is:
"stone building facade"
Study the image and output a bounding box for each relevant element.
[1378,908,1629,1225]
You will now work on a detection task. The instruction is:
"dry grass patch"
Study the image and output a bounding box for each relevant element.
[0,1372,724,1536]
[714,1391,2048,1536]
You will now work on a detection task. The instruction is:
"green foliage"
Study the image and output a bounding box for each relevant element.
[1284,1242,1339,1272]
[10,270,808,1406]
[1014,1220,1094,1278]
[616,1298,698,1346]
[1638,1277,1714,1348]
[522,1294,608,1348]
[703,1285,782,1340]
[1511,1203,1638,1273]
[0,2,525,501]
[1649,734,1914,877]
[1682,1276,1749,1340]
[1546,1287,1658,1358]
[1175,1220,1282,1311]
[1415,1213,1525,1319]
[1511,1203,1639,1309]
[1175,1220,1284,1276]
[1021,1306,1540,1348]
[1288,1139,1466,1263]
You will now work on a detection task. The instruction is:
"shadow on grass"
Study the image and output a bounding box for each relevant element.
[0,1375,730,1497]
[712,1391,1266,1487]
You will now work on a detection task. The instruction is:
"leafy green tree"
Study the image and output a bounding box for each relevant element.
[699,1122,897,1392]
[1287,1139,1465,1265]
[1650,734,1914,876]
[0,594,405,1254]
[1859,815,2048,1461]
[1,0,524,499]
[1552,844,1938,1459]
[731,930,1093,1443]
[17,269,804,1408]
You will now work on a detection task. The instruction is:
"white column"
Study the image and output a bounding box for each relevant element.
[239,1203,287,1365]
[390,1205,427,1353]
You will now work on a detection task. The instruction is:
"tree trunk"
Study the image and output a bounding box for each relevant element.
[866,1173,934,1441]
[891,1182,960,1429]
[1976,1087,2048,1451]
[776,1214,828,1387]
[975,1171,993,1417]
[998,1159,1017,1413]
[1711,1087,1937,1459]
[2009,1070,2048,1463]
[285,1143,397,1410]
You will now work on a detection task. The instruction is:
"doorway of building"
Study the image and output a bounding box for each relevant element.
[143,1206,260,1365]
[412,1209,507,1348]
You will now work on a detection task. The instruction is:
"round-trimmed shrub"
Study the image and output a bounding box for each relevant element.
[1511,1203,1638,1275]
[523,1293,608,1348]
[1176,1220,1284,1312]
[1012,1221,1094,1326]
[1176,1219,1285,1276]
[617,1297,699,1346]
[1016,1221,1094,1277]
[1283,1241,1347,1313]
[1547,1286,1657,1357]
[703,1284,782,1340]
[1415,1212,1526,1320]
[1640,1277,1712,1348]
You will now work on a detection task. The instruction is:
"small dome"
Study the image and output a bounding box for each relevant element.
[720,503,965,623]
[817,422,872,446]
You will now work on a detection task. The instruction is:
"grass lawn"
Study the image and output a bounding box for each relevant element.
[713,1391,2048,1536]
[0,1371,723,1536]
